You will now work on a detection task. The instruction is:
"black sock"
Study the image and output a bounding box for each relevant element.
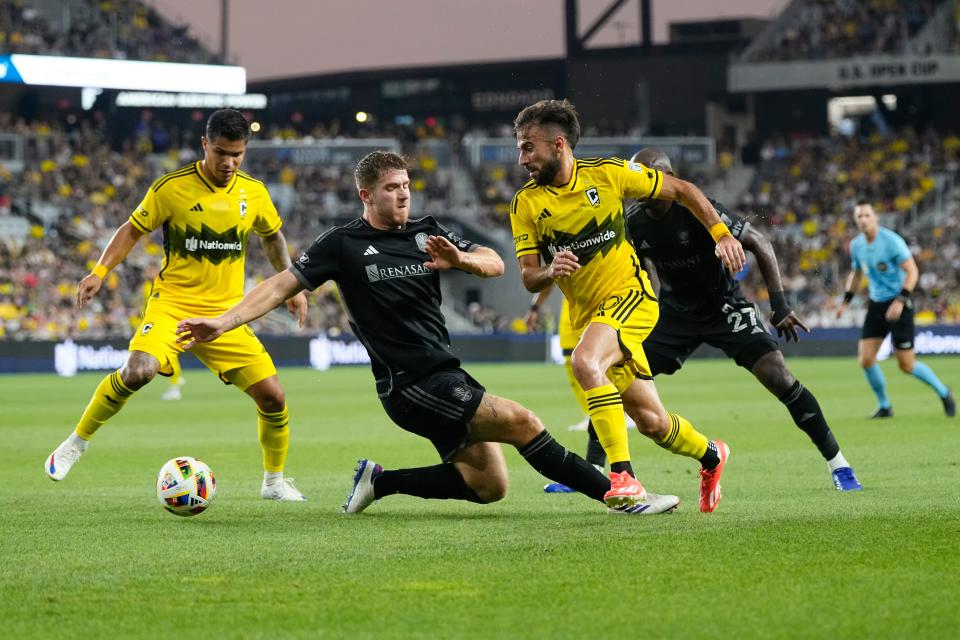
[610,461,634,476]
[518,430,609,503]
[700,441,720,470]
[779,381,840,460]
[585,422,607,468]
[373,463,484,503]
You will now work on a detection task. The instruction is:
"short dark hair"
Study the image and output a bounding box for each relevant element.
[513,99,581,149]
[205,109,250,142]
[355,150,408,190]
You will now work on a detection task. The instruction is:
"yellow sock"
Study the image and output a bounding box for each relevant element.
[564,358,589,415]
[585,384,630,464]
[169,357,182,386]
[75,371,134,440]
[258,405,289,473]
[657,412,709,460]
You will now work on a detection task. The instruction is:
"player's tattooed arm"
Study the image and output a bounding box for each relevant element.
[261,230,295,271]
[230,314,243,329]
[260,230,309,327]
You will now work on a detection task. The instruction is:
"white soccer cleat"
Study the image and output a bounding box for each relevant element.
[567,416,590,431]
[261,477,307,501]
[160,385,182,401]
[45,438,84,481]
[342,458,382,514]
[607,492,680,515]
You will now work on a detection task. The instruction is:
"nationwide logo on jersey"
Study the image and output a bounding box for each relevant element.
[365,262,432,283]
[540,212,626,265]
[168,223,246,264]
[585,187,600,207]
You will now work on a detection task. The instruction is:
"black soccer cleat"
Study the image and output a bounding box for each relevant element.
[942,390,956,418]
[870,407,894,419]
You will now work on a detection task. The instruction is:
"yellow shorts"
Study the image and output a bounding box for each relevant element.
[576,277,659,393]
[129,299,277,391]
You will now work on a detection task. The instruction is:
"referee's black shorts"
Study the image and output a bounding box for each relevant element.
[862,298,915,350]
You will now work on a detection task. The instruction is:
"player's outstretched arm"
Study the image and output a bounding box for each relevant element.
[76,221,144,308]
[741,226,809,341]
[424,236,505,277]
[176,270,305,349]
[261,230,309,327]
[658,175,745,273]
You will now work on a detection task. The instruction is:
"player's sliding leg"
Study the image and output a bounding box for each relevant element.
[344,391,678,515]
[621,378,729,513]
[894,349,955,417]
[242,374,305,502]
[751,351,862,491]
[859,338,893,418]
[45,351,159,481]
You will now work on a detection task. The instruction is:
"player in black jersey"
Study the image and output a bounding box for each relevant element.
[176,151,680,515]
[547,148,861,492]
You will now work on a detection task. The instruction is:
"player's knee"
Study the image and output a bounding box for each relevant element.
[471,476,509,503]
[119,363,156,390]
[898,361,913,374]
[570,353,602,389]
[633,408,669,439]
[859,354,876,369]
[508,407,542,443]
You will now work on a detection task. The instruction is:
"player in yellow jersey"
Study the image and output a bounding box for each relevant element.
[139,265,186,400]
[44,109,309,501]
[511,99,745,512]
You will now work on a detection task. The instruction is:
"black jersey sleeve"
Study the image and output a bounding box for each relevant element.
[711,199,750,240]
[289,227,341,291]
[435,220,477,253]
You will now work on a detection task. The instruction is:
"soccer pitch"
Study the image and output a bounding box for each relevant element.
[2,357,958,638]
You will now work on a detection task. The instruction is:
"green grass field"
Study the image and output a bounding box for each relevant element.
[2,357,959,638]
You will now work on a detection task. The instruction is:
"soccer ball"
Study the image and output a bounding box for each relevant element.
[156,456,217,517]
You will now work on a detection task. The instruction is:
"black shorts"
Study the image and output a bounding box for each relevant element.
[644,299,780,375]
[380,367,486,462]
[862,299,915,350]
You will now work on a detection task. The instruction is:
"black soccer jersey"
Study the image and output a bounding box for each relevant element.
[290,216,476,396]
[626,199,750,314]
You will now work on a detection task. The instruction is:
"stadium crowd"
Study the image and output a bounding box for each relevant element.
[0,0,220,64]
[748,0,942,61]
[3,110,960,340]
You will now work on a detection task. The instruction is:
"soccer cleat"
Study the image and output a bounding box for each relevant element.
[698,440,730,513]
[567,416,590,431]
[342,458,383,514]
[160,385,182,401]
[45,438,84,481]
[870,407,894,419]
[831,467,862,492]
[544,482,575,493]
[261,477,307,501]
[607,492,680,515]
[603,470,645,508]
[942,390,955,418]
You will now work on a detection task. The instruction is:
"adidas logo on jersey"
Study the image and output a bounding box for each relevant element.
[537,209,552,221]
[637,240,652,250]
[190,203,204,212]
[363,246,379,255]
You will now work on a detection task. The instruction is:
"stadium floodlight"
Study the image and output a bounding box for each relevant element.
[0,54,246,94]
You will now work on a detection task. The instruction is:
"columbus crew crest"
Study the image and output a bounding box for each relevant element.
[585,187,601,207]
[239,200,247,218]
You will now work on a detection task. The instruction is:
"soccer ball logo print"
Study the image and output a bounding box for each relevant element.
[415,233,429,252]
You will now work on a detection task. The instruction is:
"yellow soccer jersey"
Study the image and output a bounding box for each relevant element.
[129,162,282,314]
[511,157,663,330]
